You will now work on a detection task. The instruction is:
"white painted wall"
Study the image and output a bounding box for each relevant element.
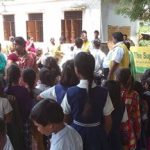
[0,0,101,45]
[101,2,138,43]
[0,0,139,47]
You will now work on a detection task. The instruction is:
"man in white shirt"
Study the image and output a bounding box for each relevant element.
[30,99,83,150]
[108,32,129,80]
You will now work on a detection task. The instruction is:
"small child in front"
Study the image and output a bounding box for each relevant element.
[30,98,83,150]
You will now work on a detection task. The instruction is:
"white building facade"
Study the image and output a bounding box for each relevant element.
[0,0,138,45]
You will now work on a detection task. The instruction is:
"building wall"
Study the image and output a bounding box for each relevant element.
[101,2,138,43]
[0,0,138,46]
[0,0,101,45]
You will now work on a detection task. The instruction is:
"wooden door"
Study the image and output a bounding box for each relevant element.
[3,21,11,40]
[26,21,36,40]
[35,21,43,42]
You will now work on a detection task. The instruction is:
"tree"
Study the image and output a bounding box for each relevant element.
[103,0,150,21]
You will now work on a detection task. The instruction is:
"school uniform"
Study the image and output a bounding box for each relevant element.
[3,135,14,150]
[61,80,114,150]
[40,83,68,104]
[50,124,83,150]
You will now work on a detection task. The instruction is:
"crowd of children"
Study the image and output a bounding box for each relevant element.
[0,31,150,150]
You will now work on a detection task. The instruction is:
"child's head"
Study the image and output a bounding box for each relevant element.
[44,56,61,76]
[0,118,6,141]
[116,68,134,90]
[30,99,64,135]
[60,59,79,87]
[75,38,83,48]
[103,80,121,108]
[36,48,43,57]
[144,77,150,91]
[22,68,36,90]
[39,68,56,87]
[7,64,21,86]
[74,52,95,81]
[141,69,150,86]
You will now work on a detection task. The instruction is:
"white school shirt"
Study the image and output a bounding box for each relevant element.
[50,125,83,150]
[90,48,106,75]
[0,97,13,119]
[121,107,128,123]
[72,47,82,58]
[102,50,113,69]
[3,135,14,150]
[111,42,124,64]
[39,86,57,100]
[61,80,114,116]
[36,83,51,92]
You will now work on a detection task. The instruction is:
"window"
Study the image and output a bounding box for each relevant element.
[61,11,82,43]
[3,15,15,40]
[26,13,43,42]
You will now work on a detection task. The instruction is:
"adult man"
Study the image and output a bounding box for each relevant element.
[108,32,130,80]
[81,30,91,52]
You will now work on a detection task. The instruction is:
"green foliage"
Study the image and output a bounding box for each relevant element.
[118,0,150,21]
[103,0,150,21]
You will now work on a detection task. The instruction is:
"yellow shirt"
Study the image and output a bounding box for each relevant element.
[109,42,130,80]
[82,41,91,52]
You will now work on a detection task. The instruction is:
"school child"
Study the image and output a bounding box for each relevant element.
[22,68,44,150]
[116,68,141,150]
[22,68,41,100]
[0,79,12,123]
[36,68,56,92]
[4,64,33,150]
[61,52,113,150]
[42,56,61,82]
[30,99,83,150]
[38,59,79,104]
[143,77,150,150]
[103,80,128,150]
[0,118,14,150]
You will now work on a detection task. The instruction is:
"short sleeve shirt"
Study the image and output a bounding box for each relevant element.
[50,125,83,150]
[111,42,124,64]
[0,97,13,119]
[39,86,56,100]
[61,80,114,116]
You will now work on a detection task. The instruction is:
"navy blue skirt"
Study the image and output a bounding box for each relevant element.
[72,123,110,150]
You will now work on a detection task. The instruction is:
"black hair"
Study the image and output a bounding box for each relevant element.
[123,34,127,37]
[124,41,130,50]
[0,118,6,136]
[94,30,99,34]
[30,99,64,126]
[116,68,134,92]
[93,39,101,48]
[103,80,121,109]
[7,64,21,87]
[141,69,150,86]
[75,38,83,48]
[74,52,95,120]
[81,30,87,34]
[145,77,150,91]
[133,81,145,99]
[60,60,79,87]
[39,68,56,87]
[44,56,61,77]
[14,36,26,47]
[22,68,36,98]
[112,32,123,42]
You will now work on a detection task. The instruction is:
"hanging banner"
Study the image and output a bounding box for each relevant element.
[130,46,150,74]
